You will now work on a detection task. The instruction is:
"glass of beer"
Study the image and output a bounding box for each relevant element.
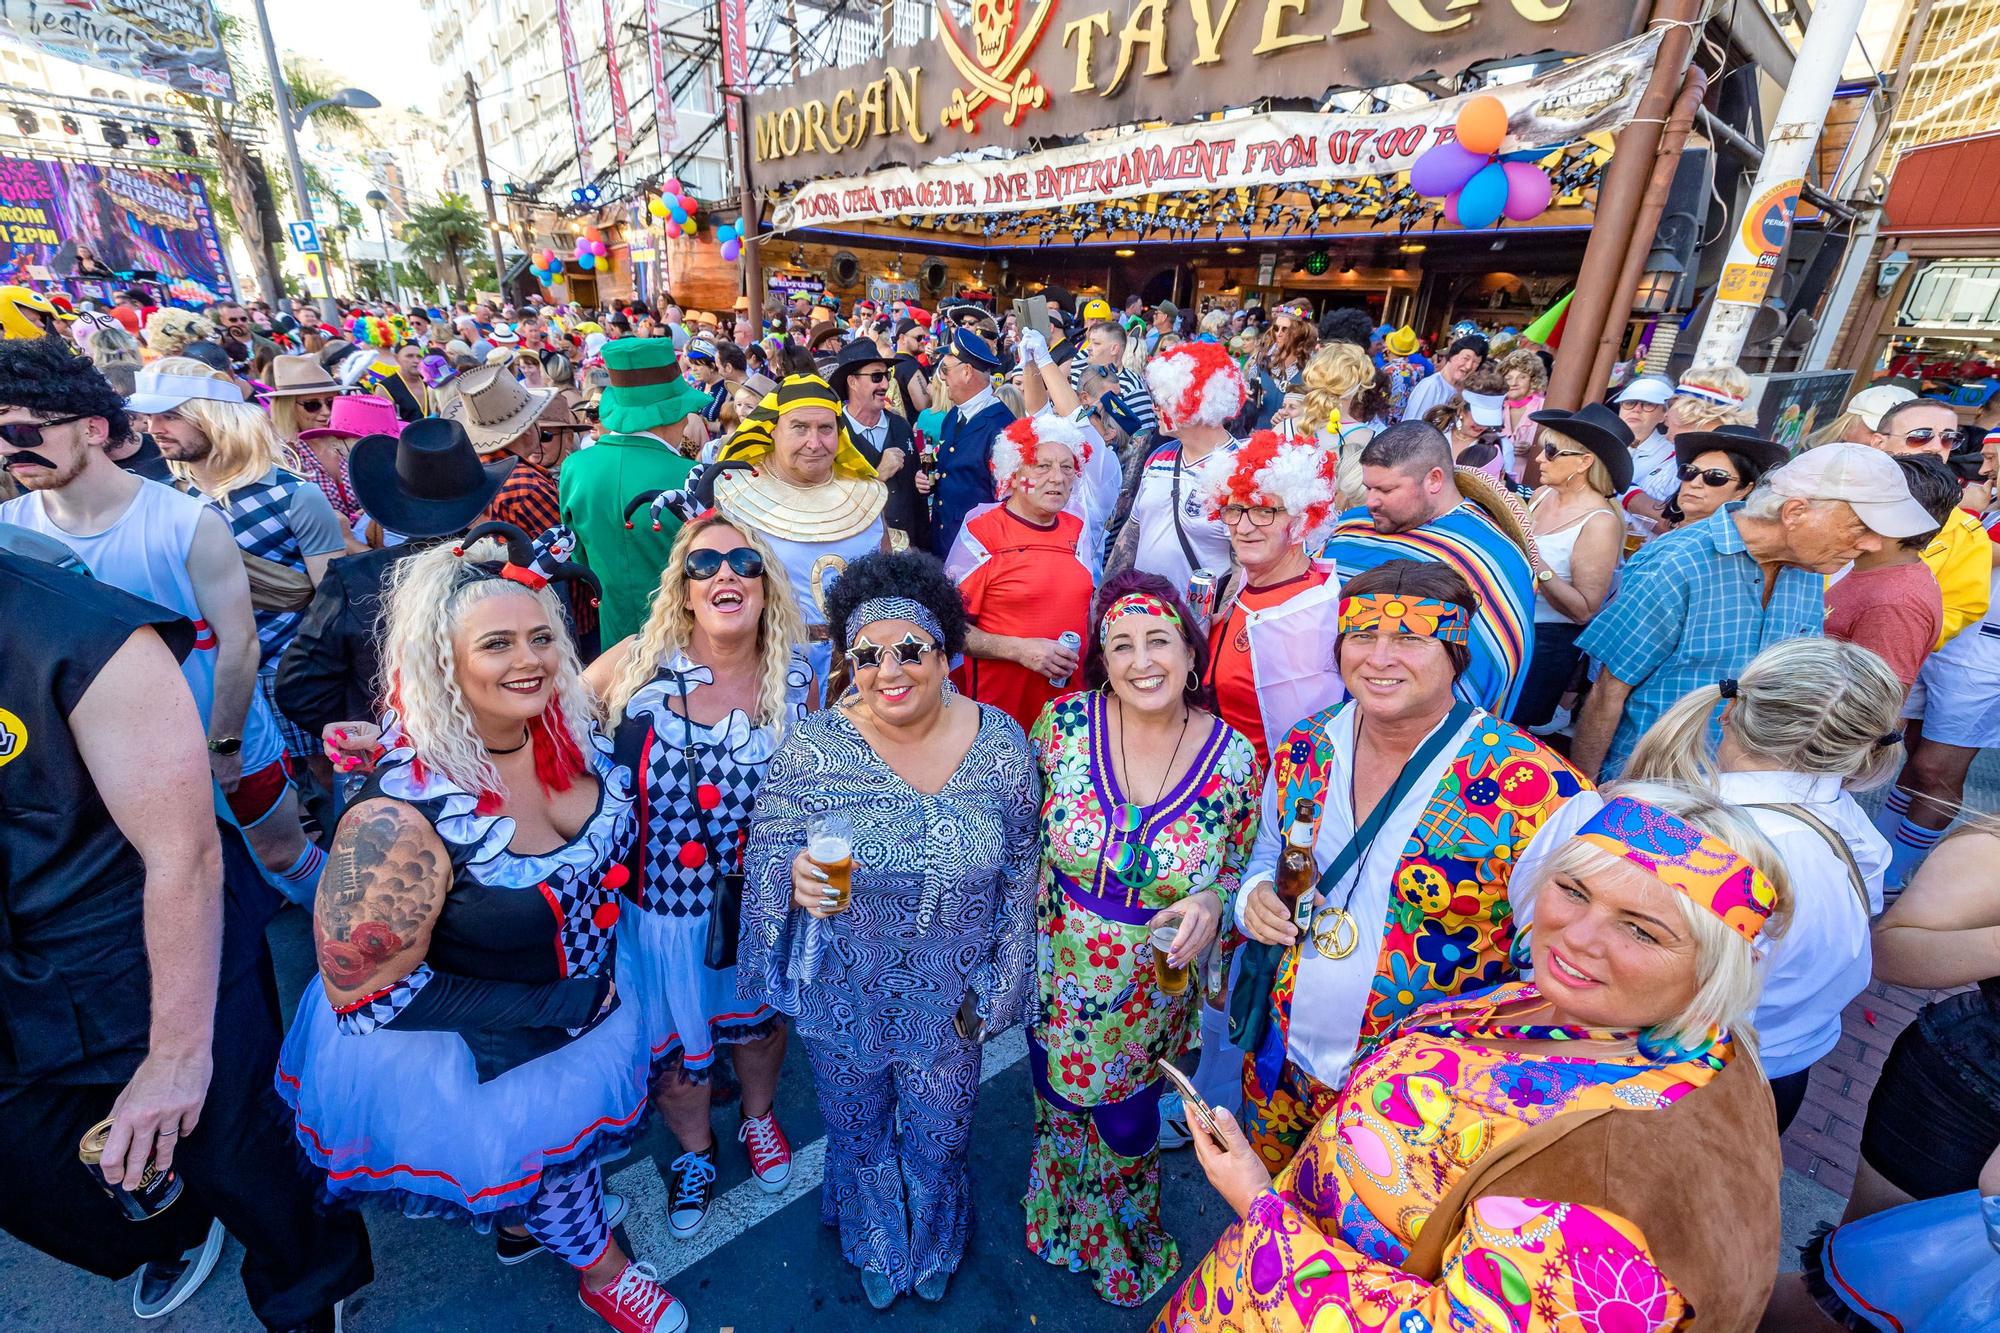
[1151,917,1189,996]
[808,813,855,911]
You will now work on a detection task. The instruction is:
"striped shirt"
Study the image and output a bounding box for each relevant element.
[1320,502,1535,717]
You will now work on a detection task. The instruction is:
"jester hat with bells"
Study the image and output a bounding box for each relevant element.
[1143,341,1248,434]
[1206,427,1340,546]
[988,413,1091,496]
[719,373,878,481]
[451,521,603,607]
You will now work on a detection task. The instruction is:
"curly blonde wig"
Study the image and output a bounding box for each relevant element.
[1669,364,1757,434]
[602,515,810,734]
[1300,342,1374,430]
[379,539,598,802]
[1499,347,1548,396]
[143,308,215,359]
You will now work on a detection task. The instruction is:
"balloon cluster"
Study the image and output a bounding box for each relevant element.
[715,220,743,264]
[573,227,610,273]
[531,246,565,286]
[646,178,702,239]
[1407,94,1554,230]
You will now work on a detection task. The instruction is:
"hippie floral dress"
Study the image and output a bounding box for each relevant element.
[1023,690,1262,1307]
[1157,981,1726,1333]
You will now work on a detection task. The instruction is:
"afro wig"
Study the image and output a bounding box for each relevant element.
[0,335,132,445]
[988,413,1091,494]
[826,548,969,658]
[1318,307,1377,352]
[1144,342,1247,433]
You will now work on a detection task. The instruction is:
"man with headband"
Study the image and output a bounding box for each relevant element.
[1226,558,1585,1168]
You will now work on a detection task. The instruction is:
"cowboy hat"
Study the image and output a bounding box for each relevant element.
[260,353,346,400]
[1673,424,1790,478]
[445,363,560,454]
[1528,401,1636,493]
[825,337,892,399]
[348,416,516,538]
[299,392,404,442]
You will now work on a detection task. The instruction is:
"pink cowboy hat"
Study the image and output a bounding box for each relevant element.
[298,392,404,441]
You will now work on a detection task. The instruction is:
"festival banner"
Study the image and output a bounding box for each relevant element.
[553,0,593,179]
[717,0,749,136]
[772,29,1658,230]
[604,0,633,165]
[0,0,234,101]
[645,0,678,160]
[0,157,232,303]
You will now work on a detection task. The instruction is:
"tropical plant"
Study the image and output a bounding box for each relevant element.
[401,193,485,295]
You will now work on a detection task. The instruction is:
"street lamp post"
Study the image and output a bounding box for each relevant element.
[250,0,378,323]
[365,189,401,307]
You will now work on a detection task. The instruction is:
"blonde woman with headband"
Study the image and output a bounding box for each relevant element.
[581,514,814,1244]
[1625,364,1757,537]
[1531,637,1902,1134]
[277,535,692,1333]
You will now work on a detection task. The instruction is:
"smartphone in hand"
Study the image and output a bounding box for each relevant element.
[1157,1060,1228,1150]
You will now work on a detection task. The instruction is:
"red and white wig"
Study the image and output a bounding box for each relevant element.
[1144,341,1247,434]
[1206,428,1340,545]
[989,413,1092,496]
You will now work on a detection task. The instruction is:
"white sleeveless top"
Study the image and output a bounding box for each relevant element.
[2,479,285,768]
[1528,499,1616,626]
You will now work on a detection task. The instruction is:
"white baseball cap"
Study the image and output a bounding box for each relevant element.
[126,367,246,414]
[1768,443,1937,539]
[1845,383,1918,431]
[1614,377,1674,407]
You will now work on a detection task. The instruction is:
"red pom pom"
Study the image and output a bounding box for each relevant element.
[592,900,621,929]
[624,521,634,530]
[677,840,708,869]
[451,545,465,556]
[696,783,721,811]
[602,863,630,890]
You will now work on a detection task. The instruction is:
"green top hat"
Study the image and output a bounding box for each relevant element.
[597,337,711,436]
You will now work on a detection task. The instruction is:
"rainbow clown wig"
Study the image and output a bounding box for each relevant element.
[346,314,394,348]
[1205,427,1340,544]
[1143,341,1247,434]
[988,413,1091,496]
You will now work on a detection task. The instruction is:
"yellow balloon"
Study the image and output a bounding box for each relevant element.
[648,197,669,218]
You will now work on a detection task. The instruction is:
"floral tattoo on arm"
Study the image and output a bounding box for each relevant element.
[314,800,448,994]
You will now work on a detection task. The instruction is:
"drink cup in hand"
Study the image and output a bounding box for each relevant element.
[808,813,855,912]
[1151,918,1189,995]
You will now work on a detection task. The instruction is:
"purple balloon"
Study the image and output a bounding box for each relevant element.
[721,238,741,262]
[1501,163,1554,221]
[1455,162,1510,229]
[1409,141,1489,198]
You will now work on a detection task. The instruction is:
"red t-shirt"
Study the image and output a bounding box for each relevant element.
[952,506,1096,734]
[1824,560,1944,693]
[1204,568,1330,770]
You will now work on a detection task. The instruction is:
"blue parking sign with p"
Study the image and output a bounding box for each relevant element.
[288,220,322,253]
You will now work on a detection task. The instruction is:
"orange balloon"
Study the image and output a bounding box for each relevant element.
[1455,95,1508,157]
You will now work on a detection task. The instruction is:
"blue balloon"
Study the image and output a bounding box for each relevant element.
[1409,141,1488,198]
[1455,161,1510,229]
[670,206,688,224]
[578,251,597,271]
[717,223,737,243]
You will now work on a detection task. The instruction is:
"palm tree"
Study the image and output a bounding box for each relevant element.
[401,194,485,296]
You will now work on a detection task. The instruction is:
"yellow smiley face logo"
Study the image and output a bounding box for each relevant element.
[0,707,25,770]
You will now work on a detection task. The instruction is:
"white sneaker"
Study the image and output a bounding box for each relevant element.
[133,1218,225,1319]
[1158,1092,1193,1151]
[1527,704,1572,738]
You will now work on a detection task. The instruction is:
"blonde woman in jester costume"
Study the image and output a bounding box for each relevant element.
[1226,560,1585,1171]
[1022,572,1261,1308]
[1160,781,1794,1332]
[277,532,692,1333]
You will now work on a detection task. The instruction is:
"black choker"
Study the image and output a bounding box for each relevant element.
[485,727,531,756]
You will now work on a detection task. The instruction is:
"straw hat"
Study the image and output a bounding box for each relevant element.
[261,353,346,400]
[443,363,559,454]
[1454,466,1540,568]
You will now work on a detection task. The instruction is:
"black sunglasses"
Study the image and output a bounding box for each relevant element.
[0,412,88,448]
[845,632,937,671]
[296,398,332,414]
[1679,464,1740,487]
[538,426,579,444]
[683,546,766,581]
[856,370,890,382]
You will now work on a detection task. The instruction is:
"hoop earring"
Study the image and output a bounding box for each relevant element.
[1185,669,1201,693]
[1507,924,1532,973]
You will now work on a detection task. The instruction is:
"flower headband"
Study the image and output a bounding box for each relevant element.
[1336,594,1470,645]
[1575,796,1777,945]
[1100,592,1183,639]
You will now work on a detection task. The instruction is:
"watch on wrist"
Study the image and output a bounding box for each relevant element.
[207,735,242,756]
[1535,569,1555,584]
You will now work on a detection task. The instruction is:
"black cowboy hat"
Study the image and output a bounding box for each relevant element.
[348,416,517,539]
[824,337,893,400]
[1673,424,1790,478]
[1528,401,1635,494]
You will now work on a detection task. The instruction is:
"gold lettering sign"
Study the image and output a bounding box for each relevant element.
[746,0,1645,181]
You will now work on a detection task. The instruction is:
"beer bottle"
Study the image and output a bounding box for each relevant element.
[1274,797,1317,908]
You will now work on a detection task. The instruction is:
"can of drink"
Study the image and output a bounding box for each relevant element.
[79,1117,183,1221]
[1049,630,1083,688]
[1186,568,1220,633]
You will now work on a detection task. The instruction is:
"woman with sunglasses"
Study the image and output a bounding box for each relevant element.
[584,515,813,1246]
[742,549,1040,1310]
[1023,571,1259,1309]
[1667,424,1786,528]
[1510,403,1631,731]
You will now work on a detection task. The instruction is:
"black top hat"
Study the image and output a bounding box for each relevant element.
[1673,425,1790,481]
[348,417,517,539]
[825,337,893,400]
[1528,401,1636,494]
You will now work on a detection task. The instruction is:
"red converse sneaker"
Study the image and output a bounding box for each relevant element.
[738,1109,792,1192]
[578,1261,687,1333]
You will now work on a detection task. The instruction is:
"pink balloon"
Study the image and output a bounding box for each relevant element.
[1501,163,1553,221]
[1443,191,1463,228]
[1409,141,1488,198]
[663,178,682,195]
[663,221,682,238]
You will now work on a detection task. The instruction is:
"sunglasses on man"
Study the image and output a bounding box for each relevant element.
[845,632,939,672]
[683,546,766,581]
[0,412,89,448]
[1899,426,1961,448]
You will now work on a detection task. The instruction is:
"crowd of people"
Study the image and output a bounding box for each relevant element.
[1,272,1997,1333]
